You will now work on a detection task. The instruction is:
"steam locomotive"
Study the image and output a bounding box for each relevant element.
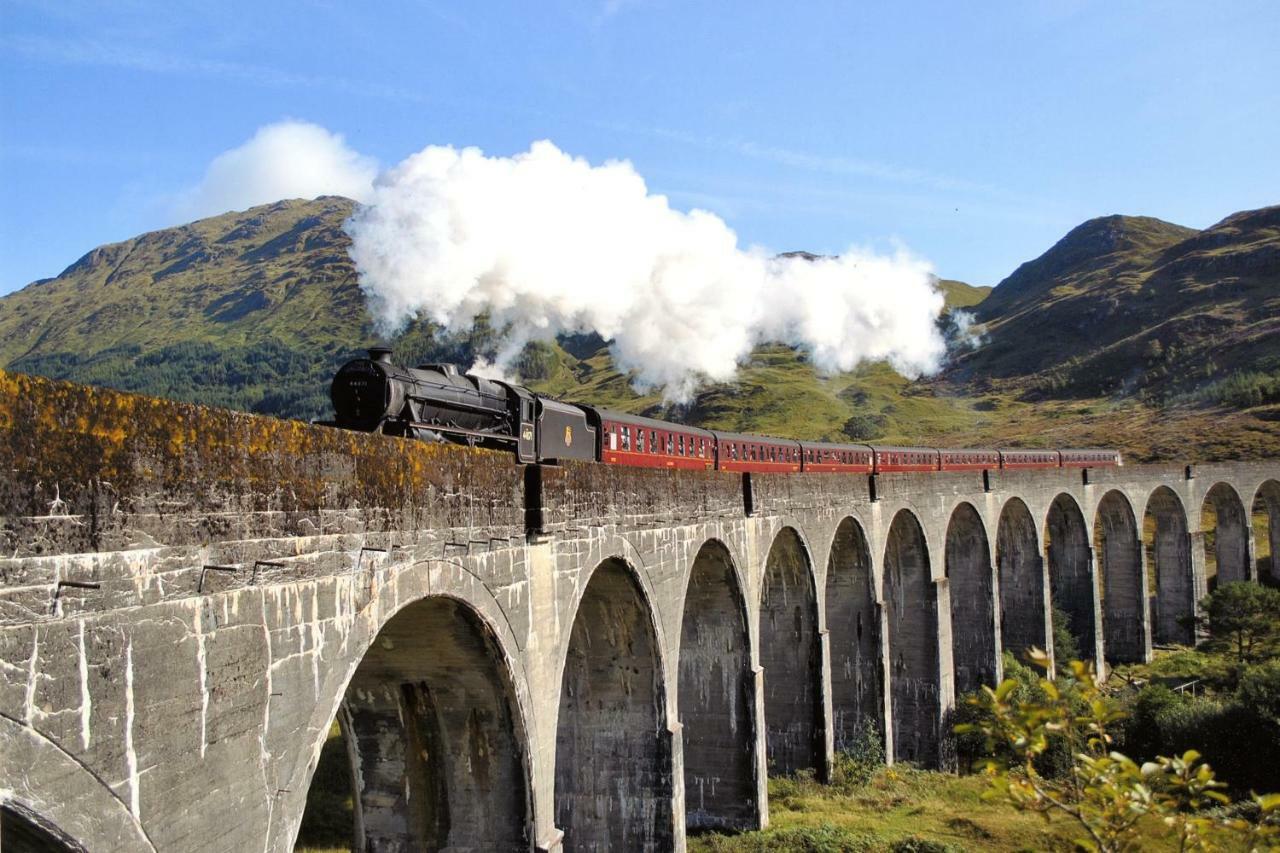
[330,348,1122,473]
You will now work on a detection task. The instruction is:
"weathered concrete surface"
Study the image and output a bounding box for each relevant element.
[0,371,1277,852]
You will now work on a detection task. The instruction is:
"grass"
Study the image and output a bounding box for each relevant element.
[689,765,1188,852]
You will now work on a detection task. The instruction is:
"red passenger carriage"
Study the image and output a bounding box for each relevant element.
[714,432,803,474]
[872,446,941,473]
[594,410,715,470]
[799,441,874,473]
[938,448,1000,472]
[1059,448,1123,468]
[998,449,1061,470]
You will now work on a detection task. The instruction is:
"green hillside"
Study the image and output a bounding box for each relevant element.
[962,207,1280,403]
[2,196,1277,461]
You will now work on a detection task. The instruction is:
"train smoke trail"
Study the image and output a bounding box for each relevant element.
[346,140,946,402]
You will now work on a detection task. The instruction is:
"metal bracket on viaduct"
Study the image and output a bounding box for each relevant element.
[0,371,1277,852]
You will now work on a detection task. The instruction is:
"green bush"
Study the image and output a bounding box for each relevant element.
[953,652,1077,779]
[888,837,963,853]
[1238,660,1280,725]
[831,720,884,791]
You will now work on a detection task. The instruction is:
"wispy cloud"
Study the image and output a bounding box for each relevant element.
[636,123,1011,197]
[1,34,434,105]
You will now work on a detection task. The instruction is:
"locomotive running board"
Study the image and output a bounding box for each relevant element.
[403,421,519,445]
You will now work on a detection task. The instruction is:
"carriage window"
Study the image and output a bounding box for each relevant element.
[622,426,631,451]
[678,435,685,455]
[637,430,645,452]
[667,435,674,454]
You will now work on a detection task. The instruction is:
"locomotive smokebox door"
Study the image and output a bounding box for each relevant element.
[535,398,596,462]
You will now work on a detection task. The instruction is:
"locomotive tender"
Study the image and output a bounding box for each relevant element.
[330,348,1122,473]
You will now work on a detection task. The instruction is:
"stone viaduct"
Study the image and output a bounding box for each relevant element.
[0,371,1276,852]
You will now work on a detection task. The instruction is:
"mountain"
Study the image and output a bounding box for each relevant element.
[0,197,366,416]
[2,197,1277,461]
[959,208,1280,404]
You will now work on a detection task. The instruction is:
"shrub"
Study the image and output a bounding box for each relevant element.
[1238,660,1280,725]
[831,719,884,790]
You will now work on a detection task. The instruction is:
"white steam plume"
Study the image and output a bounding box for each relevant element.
[346,140,946,401]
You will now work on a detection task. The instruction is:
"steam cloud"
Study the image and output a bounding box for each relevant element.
[346,140,948,401]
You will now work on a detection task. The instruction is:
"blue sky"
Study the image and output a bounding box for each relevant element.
[1,0,1277,296]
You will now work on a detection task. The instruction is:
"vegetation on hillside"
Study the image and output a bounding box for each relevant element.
[2,197,1278,458]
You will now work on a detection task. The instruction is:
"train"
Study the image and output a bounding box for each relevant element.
[329,347,1122,473]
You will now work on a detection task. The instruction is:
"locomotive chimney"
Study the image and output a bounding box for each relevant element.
[368,346,393,364]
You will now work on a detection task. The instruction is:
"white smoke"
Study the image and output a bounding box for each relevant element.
[948,309,988,352]
[174,120,377,221]
[346,140,947,401]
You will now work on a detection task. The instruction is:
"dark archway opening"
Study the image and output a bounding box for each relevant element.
[556,558,672,851]
[1094,491,1148,664]
[1144,487,1195,646]
[759,527,823,777]
[1,804,81,853]
[883,510,940,766]
[826,517,883,753]
[294,597,530,852]
[996,498,1046,661]
[945,503,997,693]
[679,541,757,831]
[1253,481,1280,587]
[1046,494,1099,667]
[1203,483,1250,589]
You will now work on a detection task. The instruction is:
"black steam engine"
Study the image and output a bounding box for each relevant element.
[330,347,597,464]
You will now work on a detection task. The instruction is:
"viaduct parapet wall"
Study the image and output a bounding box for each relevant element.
[0,371,1276,852]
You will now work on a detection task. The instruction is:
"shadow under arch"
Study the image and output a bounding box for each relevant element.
[945,502,998,693]
[555,556,673,851]
[996,497,1047,661]
[679,538,758,831]
[759,525,823,777]
[1094,490,1149,664]
[1252,480,1280,586]
[1,802,83,853]
[1203,482,1251,588]
[309,594,533,852]
[826,515,883,753]
[883,508,941,766]
[1045,493,1100,667]
[1145,486,1195,645]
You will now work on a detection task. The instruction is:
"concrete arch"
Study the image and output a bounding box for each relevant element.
[678,539,758,831]
[555,556,673,851]
[1094,490,1149,664]
[1252,480,1280,586]
[826,516,883,752]
[0,715,156,852]
[288,560,541,852]
[759,525,823,776]
[996,497,1047,661]
[339,595,532,851]
[1202,482,1251,587]
[946,502,998,692]
[883,509,941,766]
[1143,487,1196,645]
[1045,493,1101,667]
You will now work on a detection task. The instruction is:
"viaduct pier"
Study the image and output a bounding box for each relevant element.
[0,371,1276,852]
